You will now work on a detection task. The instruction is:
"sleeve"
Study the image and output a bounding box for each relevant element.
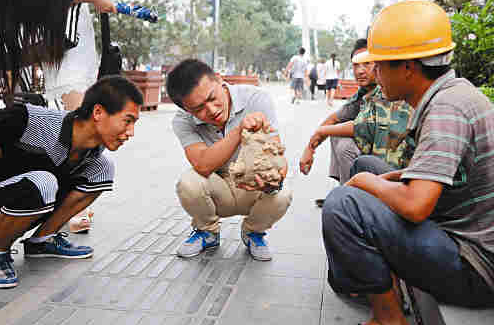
[172,111,205,149]
[353,102,376,155]
[336,91,364,122]
[248,90,280,137]
[401,104,471,185]
[72,152,114,192]
[0,104,29,146]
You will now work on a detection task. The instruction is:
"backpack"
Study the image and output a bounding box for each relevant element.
[309,65,318,80]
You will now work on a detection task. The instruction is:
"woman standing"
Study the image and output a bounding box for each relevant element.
[325,53,340,106]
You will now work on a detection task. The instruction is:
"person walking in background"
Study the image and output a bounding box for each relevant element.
[285,47,308,104]
[316,57,327,99]
[308,59,318,100]
[325,53,340,106]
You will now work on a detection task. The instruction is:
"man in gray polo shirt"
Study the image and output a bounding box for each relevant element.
[323,2,494,325]
[167,59,292,261]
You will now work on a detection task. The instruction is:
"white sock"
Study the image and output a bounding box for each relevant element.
[28,234,56,243]
[0,251,6,254]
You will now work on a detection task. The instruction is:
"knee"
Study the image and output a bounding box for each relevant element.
[26,171,59,199]
[322,186,362,234]
[176,169,207,200]
[331,137,359,159]
[350,155,375,176]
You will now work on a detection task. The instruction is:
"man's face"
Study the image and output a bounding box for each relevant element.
[352,48,376,87]
[181,76,229,128]
[374,61,408,101]
[95,100,140,151]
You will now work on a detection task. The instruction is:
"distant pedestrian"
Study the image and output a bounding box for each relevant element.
[285,47,308,104]
[325,53,340,106]
[316,57,327,98]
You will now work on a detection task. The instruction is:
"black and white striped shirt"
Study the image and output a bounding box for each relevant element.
[0,104,114,193]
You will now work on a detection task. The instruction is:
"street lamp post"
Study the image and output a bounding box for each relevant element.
[213,0,220,71]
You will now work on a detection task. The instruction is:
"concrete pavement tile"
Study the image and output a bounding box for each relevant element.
[321,284,369,325]
[231,274,323,308]
[243,253,325,279]
[34,306,76,325]
[440,304,494,325]
[218,301,320,325]
[0,287,55,325]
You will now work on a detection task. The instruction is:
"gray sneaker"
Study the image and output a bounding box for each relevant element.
[177,229,220,258]
[241,230,272,261]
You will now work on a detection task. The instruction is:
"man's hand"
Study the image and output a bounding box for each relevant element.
[79,0,117,13]
[345,172,377,190]
[308,127,328,150]
[299,146,314,175]
[239,112,273,133]
[238,163,287,192]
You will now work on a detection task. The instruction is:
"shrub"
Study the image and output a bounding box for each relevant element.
[480,86,494,103]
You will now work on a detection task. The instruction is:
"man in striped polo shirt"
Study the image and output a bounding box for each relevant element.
[322,2,494,325]
[0,76,143,289]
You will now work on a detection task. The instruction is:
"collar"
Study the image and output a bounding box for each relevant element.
[59,111,104,157]
[60,111,77,148]
[191,82,246,126]
[407,69,456,131]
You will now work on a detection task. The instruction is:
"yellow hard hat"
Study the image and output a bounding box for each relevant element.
[353,0,456,63]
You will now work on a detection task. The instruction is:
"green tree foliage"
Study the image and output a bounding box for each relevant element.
[450,0,494,87]
[434,0,475,13]
[219,0,296,73]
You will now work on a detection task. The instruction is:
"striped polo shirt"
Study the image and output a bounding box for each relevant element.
[401,69,494,289]
[0,104,114,194]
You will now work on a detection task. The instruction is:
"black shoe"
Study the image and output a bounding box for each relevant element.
[315,199,325,208]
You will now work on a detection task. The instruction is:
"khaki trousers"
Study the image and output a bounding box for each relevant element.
[176,169,292,234]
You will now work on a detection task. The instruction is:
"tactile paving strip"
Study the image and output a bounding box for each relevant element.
[14,206,250,325]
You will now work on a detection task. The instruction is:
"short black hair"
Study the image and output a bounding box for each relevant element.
[350,38,368,59]
[166,59,217,109]
[388,60,451,80]
[299,47,306,55]
[76,75,143,120]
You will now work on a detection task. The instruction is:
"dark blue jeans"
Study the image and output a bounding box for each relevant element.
[322,155,494,307]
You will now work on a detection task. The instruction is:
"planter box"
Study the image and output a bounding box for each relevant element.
[123,70,164,110]
[335,79,359,99]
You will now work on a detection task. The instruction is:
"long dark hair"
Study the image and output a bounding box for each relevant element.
[1,0,72,107]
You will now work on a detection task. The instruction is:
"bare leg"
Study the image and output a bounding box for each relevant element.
[363,288,409,325]
[34,191,100,238]
[0,213,43,250]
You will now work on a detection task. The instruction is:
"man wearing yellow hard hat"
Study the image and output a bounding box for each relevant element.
[322,1,494,324]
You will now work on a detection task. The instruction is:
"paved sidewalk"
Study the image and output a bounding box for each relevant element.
[0,84,492,325]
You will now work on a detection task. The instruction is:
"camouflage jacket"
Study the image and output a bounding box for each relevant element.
[353,86,415,169]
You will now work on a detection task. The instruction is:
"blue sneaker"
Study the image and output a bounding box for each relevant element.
[23,233,93,259]
[0,250,18,289]
[241,230,272,261]
[177,229,220,258]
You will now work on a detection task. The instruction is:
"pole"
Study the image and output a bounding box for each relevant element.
[213,0,220,71]
[313,29,319,60]
[300,0,310,59]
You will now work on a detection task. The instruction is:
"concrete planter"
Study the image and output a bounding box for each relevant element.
[335,79,359,99]
[221,75,260,86]
[123,70,164,110]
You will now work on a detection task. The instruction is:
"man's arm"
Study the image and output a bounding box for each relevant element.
[346,173,443,223]
[184,112,273,178]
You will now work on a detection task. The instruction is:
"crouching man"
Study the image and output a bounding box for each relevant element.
[167,59,292,261]
[0,76,143,288]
